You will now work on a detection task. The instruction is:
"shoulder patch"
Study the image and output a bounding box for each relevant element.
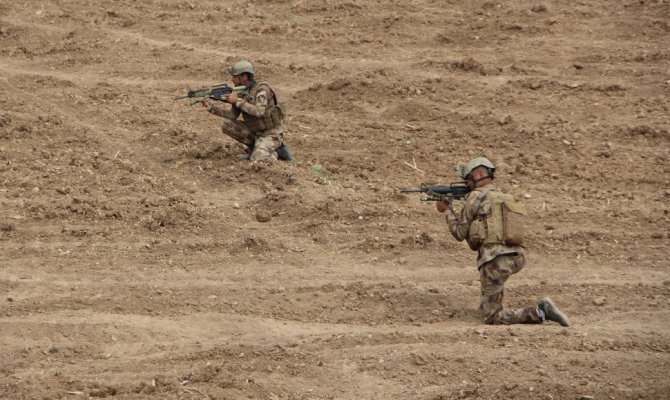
[255,92,268,105]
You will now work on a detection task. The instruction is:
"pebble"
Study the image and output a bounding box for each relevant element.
[498,115,513,125]
[523,193,532,199]
[411,353,428,366]
[256,212,272,223]
[592,297,606,306]
[232,202,240,209]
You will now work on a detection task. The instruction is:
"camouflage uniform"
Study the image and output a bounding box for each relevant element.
[446,184,543,325]
[207,81,284,161]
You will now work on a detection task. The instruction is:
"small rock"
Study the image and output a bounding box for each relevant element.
[498,115,513,125]
[531,4,547,12]
[327,78,352,91]
[411,353,428,366]
[31,187,40,193]
[573,63,584,70]
[577,396,594,400]
[56,187,70,195]
[592,297,606,306]
[0,222,14,232]
[523,193,532,199]
[255,212,272,223]
[232,202,240,209]
[7,297,13,302]
[650,232,663,239]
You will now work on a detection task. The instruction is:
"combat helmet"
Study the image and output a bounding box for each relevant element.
[227,60,254,76]
[460,157,495,179]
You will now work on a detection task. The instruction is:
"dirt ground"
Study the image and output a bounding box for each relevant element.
[1,0,669,399]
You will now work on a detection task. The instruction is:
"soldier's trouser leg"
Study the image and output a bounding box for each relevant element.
[479,253,542,325]
[220,119,254,147]
[250,133,282,161]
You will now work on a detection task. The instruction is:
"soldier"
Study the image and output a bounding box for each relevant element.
[436,157,570,326]
[202,60,292,161]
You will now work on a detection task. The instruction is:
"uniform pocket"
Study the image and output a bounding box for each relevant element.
[502,201,525,246]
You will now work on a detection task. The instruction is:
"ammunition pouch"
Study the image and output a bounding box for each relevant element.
[468,218,486,250]
[501,200,525,246]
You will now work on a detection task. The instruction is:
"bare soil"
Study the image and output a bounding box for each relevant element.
[1,0,669,399]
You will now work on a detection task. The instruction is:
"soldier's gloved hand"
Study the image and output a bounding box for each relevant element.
[225,93,239,104]
[436,199,450,213]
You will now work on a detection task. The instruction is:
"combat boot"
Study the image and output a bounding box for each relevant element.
[538,297,570,327]
[238,146,252,160]
[276,142,293,161]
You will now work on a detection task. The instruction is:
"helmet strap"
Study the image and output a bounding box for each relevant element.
[468,169,494,185]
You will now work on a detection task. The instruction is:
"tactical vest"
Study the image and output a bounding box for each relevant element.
[468,189,526,248]
[241,81,285,133]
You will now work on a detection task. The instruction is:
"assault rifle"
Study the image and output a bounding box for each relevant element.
[400,182,470,201]
[174,84,247,105]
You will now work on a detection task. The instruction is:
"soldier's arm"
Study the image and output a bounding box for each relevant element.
[207,103,241,119]
[446,194,478,241]
[236,88,269,117]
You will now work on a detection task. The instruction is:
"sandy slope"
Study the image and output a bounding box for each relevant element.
[1,0,669,398]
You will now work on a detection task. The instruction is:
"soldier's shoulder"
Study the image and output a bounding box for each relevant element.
[254,81,274,91]
[464,190,485,205]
